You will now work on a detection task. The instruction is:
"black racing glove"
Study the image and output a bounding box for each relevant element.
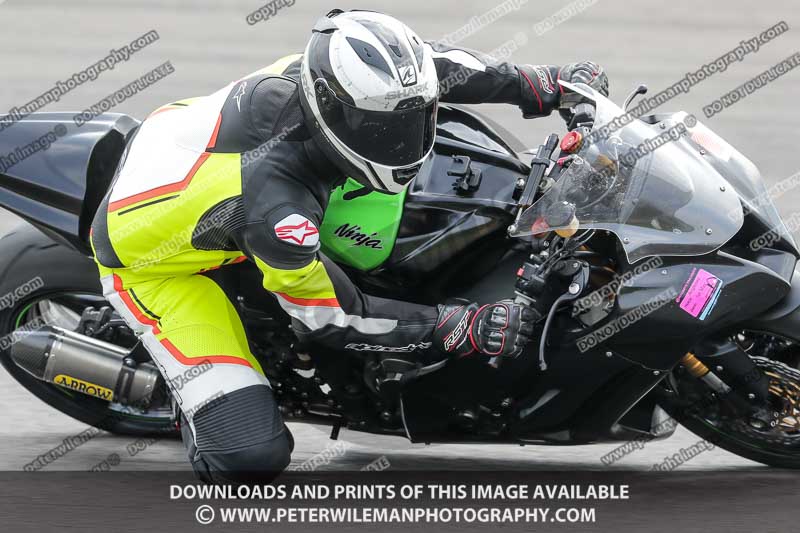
[557,61,609,107]
[433,299,538,358]
[518,61,609,118]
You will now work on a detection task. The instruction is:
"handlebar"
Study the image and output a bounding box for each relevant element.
[567,102,596,130]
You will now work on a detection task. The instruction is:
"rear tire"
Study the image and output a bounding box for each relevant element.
[0,224,178,437]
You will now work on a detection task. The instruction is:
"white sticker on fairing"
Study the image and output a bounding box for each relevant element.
[274,213,320,247]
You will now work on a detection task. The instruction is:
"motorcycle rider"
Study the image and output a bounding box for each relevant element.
[90,9,609,482]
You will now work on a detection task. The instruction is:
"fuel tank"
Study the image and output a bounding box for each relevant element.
[320,105,530,300]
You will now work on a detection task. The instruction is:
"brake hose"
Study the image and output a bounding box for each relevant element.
[538,292,573,372]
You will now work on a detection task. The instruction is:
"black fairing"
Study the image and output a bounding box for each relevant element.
[586,249,793,370]
[399,245,797,444]
[0,113,138,253]
[743,267,800,340]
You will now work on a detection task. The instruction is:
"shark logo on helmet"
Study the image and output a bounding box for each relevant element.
[398,64,417,87]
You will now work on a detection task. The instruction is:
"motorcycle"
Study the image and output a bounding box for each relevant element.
[2,80,800,468]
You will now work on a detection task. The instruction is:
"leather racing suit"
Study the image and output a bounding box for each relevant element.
[90,44,565,481]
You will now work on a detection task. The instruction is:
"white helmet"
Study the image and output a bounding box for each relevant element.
[300,10,439,194]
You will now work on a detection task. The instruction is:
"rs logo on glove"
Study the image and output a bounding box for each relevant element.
[433,299,539,358]
[443,308,473,352]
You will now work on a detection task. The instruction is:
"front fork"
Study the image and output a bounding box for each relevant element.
[680,340,780,429]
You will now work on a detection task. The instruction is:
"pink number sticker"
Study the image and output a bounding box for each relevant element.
[677,268,722,320]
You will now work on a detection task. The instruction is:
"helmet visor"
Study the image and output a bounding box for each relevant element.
[320,96,437,167]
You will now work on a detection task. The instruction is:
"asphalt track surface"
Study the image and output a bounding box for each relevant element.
[1,0,800,531]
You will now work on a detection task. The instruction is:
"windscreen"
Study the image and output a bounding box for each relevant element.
[510,82,744,263]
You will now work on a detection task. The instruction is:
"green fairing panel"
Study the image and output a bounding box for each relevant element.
[320,178,406,271]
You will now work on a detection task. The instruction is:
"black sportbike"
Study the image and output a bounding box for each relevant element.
[2,81,800,468]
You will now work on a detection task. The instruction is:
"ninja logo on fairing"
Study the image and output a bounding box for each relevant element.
[333,224,383,248]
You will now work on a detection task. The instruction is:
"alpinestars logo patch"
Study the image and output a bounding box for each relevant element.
[274,214,319,246]
[232,81,247,112]
[398,64,417,87]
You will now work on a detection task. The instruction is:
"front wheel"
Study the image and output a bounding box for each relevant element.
[659,332,800,468]
[0,225,178,437]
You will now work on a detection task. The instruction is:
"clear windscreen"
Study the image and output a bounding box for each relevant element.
[510,82,745,263]
[686,119,796,251]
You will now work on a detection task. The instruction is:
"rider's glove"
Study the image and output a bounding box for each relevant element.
[433,299,538,358]
[557,61,609,107]
[518,61,609,118]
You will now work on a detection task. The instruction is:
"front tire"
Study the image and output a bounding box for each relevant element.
[659,334,800,468]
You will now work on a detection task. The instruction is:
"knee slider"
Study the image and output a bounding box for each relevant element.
[195,434,291,483]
